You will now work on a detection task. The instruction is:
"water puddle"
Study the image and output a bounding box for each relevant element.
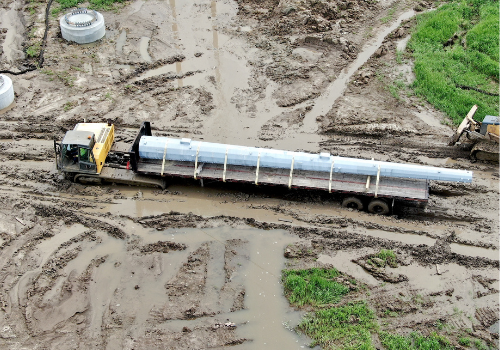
[490,321,499,334]
[450,243,499,261]
[414,109,451,131]
[396,35,411,51]
[36,223,87,265]
[318,252,380,285]
[163,0,253,143]
[139,37,152,62]
[135,58,209,88]
[394,264,444,292]
[42,220,311,348]
[362,228,435,246]
[85,183,303,226]
[115,30,127,54]
[0,2,21,63]
[302,10,416,132]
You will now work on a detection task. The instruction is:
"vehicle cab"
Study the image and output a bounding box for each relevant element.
[55,122,114,174]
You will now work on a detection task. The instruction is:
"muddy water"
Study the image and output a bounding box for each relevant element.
[396,35,411,51]
[318,252,380,285]
[36,223,88,265]
[139,37,152,62]
[450,243,499,261]
[0,2,23,63]
[164,0,254,143]
[226,227,310,349]
[302,10,416,132]
[25,219,311,348]
[86,192,302,226]
[413,109,451,131]
[362,228,435,246]
[115,30,127,54]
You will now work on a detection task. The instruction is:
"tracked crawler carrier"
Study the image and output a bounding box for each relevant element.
[55,122,472,215]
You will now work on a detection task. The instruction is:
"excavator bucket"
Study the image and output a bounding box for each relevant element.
[448,105,478,146]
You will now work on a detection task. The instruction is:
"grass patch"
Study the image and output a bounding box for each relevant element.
[381,5,398,24]
[368,249,398,268]
[408,0,499,124]
[51,0,127,15]
[63,101,76,111]
[40,69,75,87]
[282,268,350,306]
[380,331,454,350]
[299,301,378,350]
[458,336,471,346]
[26,42,41,58]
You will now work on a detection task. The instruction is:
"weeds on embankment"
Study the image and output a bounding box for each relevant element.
[408,0,499,124]
[51,0,127,15]
[282,258,495,349]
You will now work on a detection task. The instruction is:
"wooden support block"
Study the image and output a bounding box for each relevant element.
[223,147,228,182]
[161,140,168,176]
[255,152,261,185]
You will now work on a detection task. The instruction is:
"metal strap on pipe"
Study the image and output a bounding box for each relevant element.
[255,152,261,185]
[223,147,228,182]
[161,140,168,176]
[194,144,201,179]
[375,164,381,198]
[288,157,295,189]
[329,160,335,193]
[366,158,373,190]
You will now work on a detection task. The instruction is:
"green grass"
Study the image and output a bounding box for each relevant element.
[299,301,378,350]
[368,249,398,268]
[26,42,41,58]
[408,0,499,124]
[380,331,454,350]
[63,101,75,111]
[51,0,127,15]
[458,336,471,346]
[381,5,398,24]
[282,268,350,306]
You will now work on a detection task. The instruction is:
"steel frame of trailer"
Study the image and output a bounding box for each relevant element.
[128,122,429,206]
[134,159,429,203]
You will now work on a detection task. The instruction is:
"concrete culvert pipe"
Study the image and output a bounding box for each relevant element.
[60,8,105,44]
[0,75,14,110]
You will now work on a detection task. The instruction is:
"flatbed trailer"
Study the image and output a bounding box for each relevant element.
[125,122,429,213]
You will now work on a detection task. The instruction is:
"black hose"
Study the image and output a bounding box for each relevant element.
[0,0,54,75]
[456,84,499,97]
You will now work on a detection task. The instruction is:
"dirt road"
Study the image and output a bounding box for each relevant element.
[0,0,498,348]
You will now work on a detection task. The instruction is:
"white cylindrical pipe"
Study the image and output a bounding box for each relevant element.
[60,8,105,44]
[138,136,473,183]
[0,75,14,110]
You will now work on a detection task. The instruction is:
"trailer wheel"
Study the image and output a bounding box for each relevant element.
[341,197,364,211]
[368,199,390,215]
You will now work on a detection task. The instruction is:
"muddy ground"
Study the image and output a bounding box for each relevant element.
[0,0,498,348]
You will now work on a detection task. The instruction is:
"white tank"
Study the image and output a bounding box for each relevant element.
[60,8,105,44]
[0,75,14,110]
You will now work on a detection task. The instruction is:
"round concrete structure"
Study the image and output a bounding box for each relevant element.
[60,8,105,44]
[0,75,14,110]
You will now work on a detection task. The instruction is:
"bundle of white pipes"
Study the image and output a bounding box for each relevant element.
[138,136,473,183]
